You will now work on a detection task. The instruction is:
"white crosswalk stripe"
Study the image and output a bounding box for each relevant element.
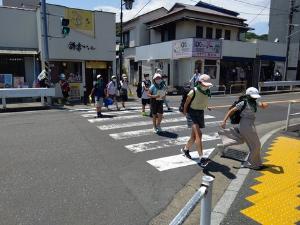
[125,132,220,153]
[147,148,215,171]
[109,120,219,140]
[70,106,221,172]
[98,117,186,130]
[87,111,186,123]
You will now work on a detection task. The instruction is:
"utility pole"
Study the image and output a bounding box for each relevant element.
[284,0,295,81]
[41,0,50,81]
[119,0,124,82]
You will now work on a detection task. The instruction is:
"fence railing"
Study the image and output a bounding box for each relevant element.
[0,88,55,109]
[229,83,247,94]
[210,85,226,95]
[259,81,300,93]
[286,100,300,131]
[169,175,214,225]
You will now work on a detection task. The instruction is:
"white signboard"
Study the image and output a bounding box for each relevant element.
[172,39,193,59]
[172,38,222,59]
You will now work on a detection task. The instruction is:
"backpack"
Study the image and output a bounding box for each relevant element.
[229,96,247,124]
[179,83,196,113]
[136,80,151,98]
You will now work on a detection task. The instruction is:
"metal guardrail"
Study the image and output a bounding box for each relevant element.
[229,83,246,94]
[259,81,300,93]
[169,175,214,225]
[286,100,300,131]
[210,85,226,95]
[0,88,55,109]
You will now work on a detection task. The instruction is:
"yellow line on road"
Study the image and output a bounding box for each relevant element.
[241,136,300,225]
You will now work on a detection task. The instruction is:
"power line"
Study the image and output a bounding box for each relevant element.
[248,3,269,24]
[230,0,289,12]
[132,0,152,18]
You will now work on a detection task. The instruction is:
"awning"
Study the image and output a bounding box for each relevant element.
[0,49,39,55]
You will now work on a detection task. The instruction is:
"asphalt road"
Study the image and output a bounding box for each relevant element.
[0,92,299,225]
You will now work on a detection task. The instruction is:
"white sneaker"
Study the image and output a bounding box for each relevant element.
[156,126,162,132]
[153,127,158,134]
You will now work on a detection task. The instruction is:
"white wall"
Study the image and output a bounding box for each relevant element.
[0,7,38,49]
[257,41,286,57]
[222,40,256,58]
[40,4,116,62]
[136,41,173,61]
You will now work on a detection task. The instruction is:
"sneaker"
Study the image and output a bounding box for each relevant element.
[199,158,211,167]
[153,127,158,134]
[156,126,162,132]
[97,113,103,118]
[217,144,226,157]
[181,148,192,159]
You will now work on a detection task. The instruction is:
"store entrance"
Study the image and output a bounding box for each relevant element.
[85,68,109,96]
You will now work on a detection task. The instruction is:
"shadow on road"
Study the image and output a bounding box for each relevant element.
[202,161,237,180]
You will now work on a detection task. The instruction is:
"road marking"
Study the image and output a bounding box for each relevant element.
[109,119,218,140]
[87,112,212,123]
[69,108,95,112]
[240,136,300,225]
[81,110,139,117]
[147,148,214,171]
[125,132,220,153]
[98,117,187,130]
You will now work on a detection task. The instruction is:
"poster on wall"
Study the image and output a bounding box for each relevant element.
[69,83,81,100]
[172,38,193,59]
[14,77,25,88]
[193,39,222,59]
[0,74,13,88]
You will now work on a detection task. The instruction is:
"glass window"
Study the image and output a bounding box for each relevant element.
[225,30,231,40]
[204,60,217,79]
[206,27,213,39]
[216,29,222,39]
[196,26,203,38]
[123,31,130,48]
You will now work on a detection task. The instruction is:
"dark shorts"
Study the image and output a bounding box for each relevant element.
[142,98,150,105]
[120,89,128,102]
[186,108,205,128]
[151,100,164,115]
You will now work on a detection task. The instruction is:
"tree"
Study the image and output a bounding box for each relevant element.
[246,32,268,41]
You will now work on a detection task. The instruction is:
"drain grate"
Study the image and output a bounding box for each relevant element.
[223,148,248,162]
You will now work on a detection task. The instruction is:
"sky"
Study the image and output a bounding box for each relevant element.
[0,0,271,34]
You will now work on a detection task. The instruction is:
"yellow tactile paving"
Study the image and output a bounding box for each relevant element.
[241,136,300,225]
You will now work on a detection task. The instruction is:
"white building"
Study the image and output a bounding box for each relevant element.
[0,0,116,99]
[269,0,300,80]
[123,2,286,89]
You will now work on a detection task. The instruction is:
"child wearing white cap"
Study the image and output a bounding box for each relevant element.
[212,87,269,170]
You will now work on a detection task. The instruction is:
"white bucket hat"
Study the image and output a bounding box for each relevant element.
[246,87,261,98]
[96,74,102,79]
[153,73,162,80]
[197,74,213,87]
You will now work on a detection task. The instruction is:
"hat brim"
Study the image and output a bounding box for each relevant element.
[250,94,261,99]
[201,81,213,87]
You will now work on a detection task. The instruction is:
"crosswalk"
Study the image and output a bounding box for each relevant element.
[69,104,221,172]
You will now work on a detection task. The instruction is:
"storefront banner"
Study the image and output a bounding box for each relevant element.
[193,39,222,59]
[172,39,193,59]
[172,38,222,59]
[65,9,95,37]
[69,83,81,100]
[0,74,13,88]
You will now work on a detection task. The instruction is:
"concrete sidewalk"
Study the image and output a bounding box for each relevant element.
[149,119,300,225]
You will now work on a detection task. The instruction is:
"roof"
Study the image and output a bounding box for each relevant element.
[146,3,247,27]
[0,47,38,55]
[123,7,168,25]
